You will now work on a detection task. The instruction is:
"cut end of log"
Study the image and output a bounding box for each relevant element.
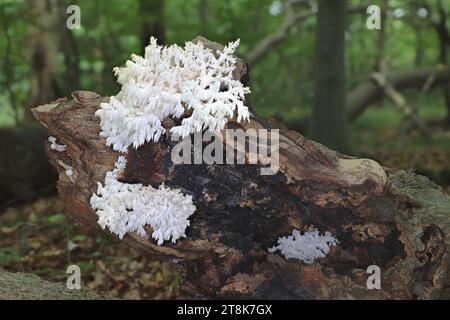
[31,102,61,127]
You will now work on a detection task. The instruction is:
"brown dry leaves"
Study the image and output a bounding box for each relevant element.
[0,197,178,299]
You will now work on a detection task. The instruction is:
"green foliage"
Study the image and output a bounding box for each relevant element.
[78,261,95,272]
[72,234,87,242]
[47,214,65,224]
[0,247,21,265]
[0,0,448,147]
[352,91,450,152]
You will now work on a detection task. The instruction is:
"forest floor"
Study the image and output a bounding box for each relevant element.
[0,198,179,299]
[353,101,450,194]
[1,103,450,299]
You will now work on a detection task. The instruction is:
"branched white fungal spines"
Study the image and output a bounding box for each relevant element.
[95,37,250,153]
[269,229,338,264]
[92,38,250,245]
[90,156,196,245]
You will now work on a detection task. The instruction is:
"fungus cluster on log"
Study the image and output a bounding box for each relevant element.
[32,37,450,299]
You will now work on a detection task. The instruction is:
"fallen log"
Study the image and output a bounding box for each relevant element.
[31,38,450,299]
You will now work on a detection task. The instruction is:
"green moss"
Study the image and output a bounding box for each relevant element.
[0,247,21,265]
[0,270,115,300]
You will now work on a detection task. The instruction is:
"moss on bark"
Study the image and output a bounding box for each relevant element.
[0,270,114,300]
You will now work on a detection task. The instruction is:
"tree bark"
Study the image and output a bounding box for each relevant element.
[309,0,350,153]
[32,38,450,300]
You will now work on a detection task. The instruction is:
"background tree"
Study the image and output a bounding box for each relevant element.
[56,0,81,94]
[25,0,61,122]
[139,0,165,54]
[198,0,210,37]
[309,0,350,153]
[432,0,450,125]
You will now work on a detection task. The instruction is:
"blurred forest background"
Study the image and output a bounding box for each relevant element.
[0,0,450,299]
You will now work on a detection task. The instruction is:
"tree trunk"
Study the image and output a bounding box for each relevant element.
[199,0,210,37]
[413,23,425,67]
[57,0,81,93]
[32,38,450,300]
[374,0,387,73]
[434,0,450,126]
[26,0,61,122]
[139,0,165,54]
[309,0,350,153]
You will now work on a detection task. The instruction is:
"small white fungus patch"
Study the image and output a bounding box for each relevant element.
[269,229,338,264]
[57,160,74,183]
[90,156,196,245]
[48,136,67,152]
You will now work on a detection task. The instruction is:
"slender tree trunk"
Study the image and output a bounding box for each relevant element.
[309,0,350,153]
[413,24,424,67]
[438,41,450,126]
[434,0,450,125]
[57,0,81,93]
[374,0,388,110]
[199,0,210,37]
[139,0,165,54]
[25,0,61,122]
[374,0,387,73]
[1,0,19,123]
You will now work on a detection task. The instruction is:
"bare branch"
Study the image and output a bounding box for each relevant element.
[246,1,368,67]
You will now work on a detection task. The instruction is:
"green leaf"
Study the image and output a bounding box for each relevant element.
[91,251,102,258]
[78,261,95,272]
[0,247,21,265]
[72,234,87,242]
[48,214,65,223]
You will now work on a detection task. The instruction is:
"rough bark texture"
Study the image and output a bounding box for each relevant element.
[0,270,112,300]
[32,39,450,300]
